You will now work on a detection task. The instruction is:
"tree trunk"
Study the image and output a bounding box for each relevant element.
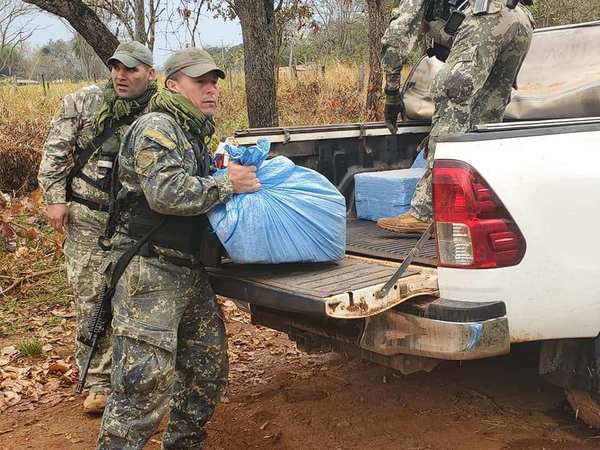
[365,0,386,121]
[133,0,147,45]
[22,0,119,64]
[234,0,279,128]
[147,0,156,51]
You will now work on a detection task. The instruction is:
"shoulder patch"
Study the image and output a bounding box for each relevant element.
[143,129,177,150]
[135,149,157,171]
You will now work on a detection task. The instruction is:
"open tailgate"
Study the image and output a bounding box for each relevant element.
[208,220,439,319]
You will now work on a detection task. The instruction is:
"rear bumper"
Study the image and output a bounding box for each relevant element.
[360,298,510,360]
[251,297,510,361]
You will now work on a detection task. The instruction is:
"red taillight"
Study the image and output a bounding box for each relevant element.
[432,160,526,269]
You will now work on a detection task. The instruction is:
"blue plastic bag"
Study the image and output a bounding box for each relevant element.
[411,150,427,169]
[208,138,346,264]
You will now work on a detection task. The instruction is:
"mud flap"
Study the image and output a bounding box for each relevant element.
[540,335,600,395]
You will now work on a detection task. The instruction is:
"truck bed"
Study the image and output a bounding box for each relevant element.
[346,219,437,266]
[208,220,439,319]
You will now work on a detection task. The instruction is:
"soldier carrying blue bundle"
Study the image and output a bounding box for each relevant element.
[95,48,260,450]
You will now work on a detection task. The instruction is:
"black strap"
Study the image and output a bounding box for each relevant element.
[67,117,132,198]
[78,172,105,192]
[424,0,436,21]
[68,125,114,192]
[71,195,109,212]
[109,220,165,291]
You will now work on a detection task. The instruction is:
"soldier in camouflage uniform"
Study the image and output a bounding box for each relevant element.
[96,48,260,449]
[377,0,534,233]
[38,41,156,413]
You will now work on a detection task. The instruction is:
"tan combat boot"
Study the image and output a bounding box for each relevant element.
[377,212,429,234]
[83,389,109,415]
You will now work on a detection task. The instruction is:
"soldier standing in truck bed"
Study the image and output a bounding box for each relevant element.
[377,0,534,233]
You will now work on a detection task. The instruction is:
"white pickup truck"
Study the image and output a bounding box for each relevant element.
[208,21,600,427]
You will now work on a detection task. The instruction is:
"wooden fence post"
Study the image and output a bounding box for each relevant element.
[357,65,366,92]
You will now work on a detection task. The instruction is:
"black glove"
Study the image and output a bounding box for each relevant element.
[384,87,406,134]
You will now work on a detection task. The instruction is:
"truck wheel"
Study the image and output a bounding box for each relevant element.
[566,389,600,428]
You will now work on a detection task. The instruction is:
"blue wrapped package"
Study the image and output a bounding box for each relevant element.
[208,138,346,264]
[411,150,427,169]
[354,168,425,221]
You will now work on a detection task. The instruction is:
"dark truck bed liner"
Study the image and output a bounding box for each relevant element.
[345,219,437,266]
[208,220,439,318]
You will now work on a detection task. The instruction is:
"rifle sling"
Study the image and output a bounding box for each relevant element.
[109,220,166,291]
[68,117,132,196]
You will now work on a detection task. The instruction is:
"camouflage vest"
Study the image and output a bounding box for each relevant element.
[67,117,134,210]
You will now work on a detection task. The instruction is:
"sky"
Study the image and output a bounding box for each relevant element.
[28,8,243,66]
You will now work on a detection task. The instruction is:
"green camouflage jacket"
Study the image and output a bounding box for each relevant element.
[38,84,134,206]
[381,0,507,77]
[117,111,233,230]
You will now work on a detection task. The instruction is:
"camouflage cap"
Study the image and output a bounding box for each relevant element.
[108,41,154,68]
[164,48,225,80]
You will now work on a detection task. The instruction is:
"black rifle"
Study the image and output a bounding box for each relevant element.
[75,222,164,394]
[76,284,113,393]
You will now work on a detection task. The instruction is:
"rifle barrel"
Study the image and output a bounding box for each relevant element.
[75,336,98,394]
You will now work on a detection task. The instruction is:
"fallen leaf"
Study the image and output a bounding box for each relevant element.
[48,362,69,375]
[51,310,75,319]
[3,391,21,406]
[15,246,29,258]
[1,346,17,356]
[43,380,61,392]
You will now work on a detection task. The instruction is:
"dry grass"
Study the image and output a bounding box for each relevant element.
[0,191,68,341]
[0,83,87,195]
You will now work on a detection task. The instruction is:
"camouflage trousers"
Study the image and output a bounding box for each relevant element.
[96,254,228,450]
[63,202,112,393]
[410,4,533,221]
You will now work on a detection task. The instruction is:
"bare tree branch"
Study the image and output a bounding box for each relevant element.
[0,1,40,73]
[22,0,120,62]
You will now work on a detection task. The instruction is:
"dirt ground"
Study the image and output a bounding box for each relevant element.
[1,304,599,450]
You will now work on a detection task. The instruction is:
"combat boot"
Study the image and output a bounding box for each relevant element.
[83,388,109,415]
[377,212,429,234]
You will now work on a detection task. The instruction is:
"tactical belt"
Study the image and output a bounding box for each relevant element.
[133,239,196,268]
[71,195,109,213]
[162,255,196,268]
[127,209,222,268]
[128,211,208,255]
